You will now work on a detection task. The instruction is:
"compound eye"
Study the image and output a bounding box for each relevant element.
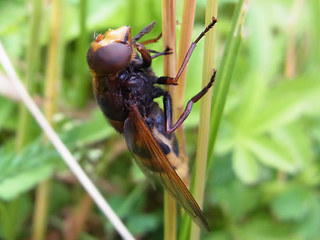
[87,42,132,75]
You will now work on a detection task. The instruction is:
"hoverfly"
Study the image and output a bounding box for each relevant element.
[87,17,217,231]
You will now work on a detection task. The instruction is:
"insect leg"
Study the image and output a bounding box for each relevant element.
[166,69,216,133]
[168,17,217,84]
[135,43,152,68]
[140,33,162,45]
[151,46,172,59]
[132,21,156,43]
[135,45,171,68]
[156,76,178,85]
[152,88,174,132]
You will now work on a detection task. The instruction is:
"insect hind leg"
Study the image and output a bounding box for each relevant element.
[170,17,217,84]
[166,69,217,133]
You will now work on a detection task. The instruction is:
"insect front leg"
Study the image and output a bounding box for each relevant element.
[155,69,217,134]
[135,44,172,68]
[135,43,152,68]
[132,21,156,43]
[150,46,172,59]
[168,17,217,84]
[140,33,162,45]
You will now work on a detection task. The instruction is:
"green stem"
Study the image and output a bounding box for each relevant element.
[16,0,43,150]
[189,0,218,239]
[207,0,249,172]
[72,0,88,107]
[32,0,63,239]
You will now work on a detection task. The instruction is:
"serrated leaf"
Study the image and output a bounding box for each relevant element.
[0,165,53,201]
[233,146,259,184]
[270,186,313,221]
[270,124,313,169]
[0,140,61,201]
[245,135,298,172]
[252,77,320,133]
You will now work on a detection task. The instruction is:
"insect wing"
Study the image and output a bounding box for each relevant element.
[123,106,210,231]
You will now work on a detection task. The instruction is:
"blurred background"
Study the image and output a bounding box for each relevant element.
[0,0,320,239]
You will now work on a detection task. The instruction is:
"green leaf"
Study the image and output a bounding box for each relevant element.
[297,198,320,239]
[238,213,298,240]
[270,186,313,221]
[127,214,160,235]
[213,181,260,221]
[0,195,32,240]
[270,124,313,169]
[245,135,298,172]
[233,146,259,184]
[252,76,320,134]
[0,140,61,201]
[61,109,114,148]
[0,97,18,131]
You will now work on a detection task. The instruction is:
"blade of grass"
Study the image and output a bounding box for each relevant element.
[72,0,89,107]
[32,0,63,239]
[189,0,218,239]
[207,0,249,171]
[16,0,43,150]
[162,1,177,239]
[0,43,135,240]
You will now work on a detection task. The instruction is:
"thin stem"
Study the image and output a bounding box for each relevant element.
[207,0,249,171]
[32,0,63,239]
[16,0,43,150]
[162,1,177,239]
[189,0,218,239]
[72,0,89,107]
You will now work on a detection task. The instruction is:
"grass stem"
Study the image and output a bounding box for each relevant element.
[207,0,249,171]
[16,0,43,150]
[162,1,177,239]
[32,0,63,239]
[189,0,218,239]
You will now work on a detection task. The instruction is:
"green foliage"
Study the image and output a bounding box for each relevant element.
[0,140,60,201]
[0,0,320,239]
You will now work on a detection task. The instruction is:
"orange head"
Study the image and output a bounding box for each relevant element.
[87,26,133,76]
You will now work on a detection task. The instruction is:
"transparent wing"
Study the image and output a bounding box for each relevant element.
[124,106,210,231]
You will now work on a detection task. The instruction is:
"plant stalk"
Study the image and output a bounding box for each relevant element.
[16,0,43,150]
[32,0,63,239]
[189,0,218,239]
[162,1,177,239]
[72,0,89,107]
[207,0,249,171]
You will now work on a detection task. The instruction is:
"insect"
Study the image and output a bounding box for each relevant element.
[87,17,217,231]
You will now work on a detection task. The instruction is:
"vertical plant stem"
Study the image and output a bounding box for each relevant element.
[32,0,63,239]
[173,0,197,185]
[189,0,218,239]
[207,0,249,171]
[16,0,43,150]
[162,1,177,239]
[72,0,89,107]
